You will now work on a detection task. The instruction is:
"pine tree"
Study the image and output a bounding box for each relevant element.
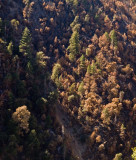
[73,0,78,8]
[68,30,80,62]
[132,147,136,160]
[87,64,91,75]
[105,32,110,41]
[85,14,90,23]
[36,51,46,68]
[51,63,61,85]
[10,19,19,30]
[70,16,80,32]
[19,27,32,57]
[69,83,76,95]
[23,0,29,5]
[70,16,79,28]
[79,54,86,73]
[87,62,96,75]
[78,81,84,95]
[110,29,117,47]
[28,129,40,150]
[26,61,33,75]
[66,0,78,11]
[90,62,96,74]
[113,153,122,160]
[7,41,13,55]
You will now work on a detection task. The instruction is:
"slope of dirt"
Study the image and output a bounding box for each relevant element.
[55,105,86,160]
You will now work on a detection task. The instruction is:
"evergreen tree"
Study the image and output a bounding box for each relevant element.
[79,54,86,73]
[27,129,40,151]
[113,153,122,160]
[90,62,96,74]
[70,16,79,28]
[72,24,81,32]
[10,19,19,30]
[105,32,110,41]
[69,83,76,95]
[51,63,61,86]
[23,0,29,5]
[19,27,32,57]
[36,51,46,68]
[70,16,80,32]
[66,0,78,10]
[78,81,84,95]
[110,29,117,47]
[26,61,33,75]
[68,30,80,62]
[87,64,91,75]
[87,62,96,75]
[73,0,78,8]
[85,14,90,23]
[7,41,13,55]
[132,147,136,160]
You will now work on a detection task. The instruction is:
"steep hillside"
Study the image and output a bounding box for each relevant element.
[1,0,136,159]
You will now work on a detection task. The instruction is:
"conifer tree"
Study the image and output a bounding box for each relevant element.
[28,129,40,150]
[23,0,29,5]
[26,61,33,75]
[78,81,84,95]
[70,16,80,32]
[70,16,79,28]
[36,51,46,68]
[79,54,86,73]
[110,29,117,47]
[132,147,136,160]
[7,41,13,55]
[73,0,78,8]
[66,0,78,10]
[90,62,96,74]
[87,64,91,75]
[85,14,90,23]
[69,83,76,95]
[105,32,110,41]
[11,19,19,30]
[87,63,96,75]
[51,63,61,85]
[19,27,32,57]
[113,153,122,160]
[68,30,80,62]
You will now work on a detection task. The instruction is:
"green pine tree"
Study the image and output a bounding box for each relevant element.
[70,16,79,28]
[19,27,32,57]
[113,153,122,160]
[36,51,46,68]
[105,32,110,41]
[132,147,136,160]
[7,41,13,55]
[110,29,117,47]
[80,54,86,72]
[51,63,61,86]
[87,64,91,75]
[11,19,19,30]
[68,30,80,62]
[78,81,84,95]
[90,62,96,74]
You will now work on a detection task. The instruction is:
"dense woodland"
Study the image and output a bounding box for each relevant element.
[1,0,136,159]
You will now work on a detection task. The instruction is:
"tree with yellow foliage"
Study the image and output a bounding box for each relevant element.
[12,105,30,134]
